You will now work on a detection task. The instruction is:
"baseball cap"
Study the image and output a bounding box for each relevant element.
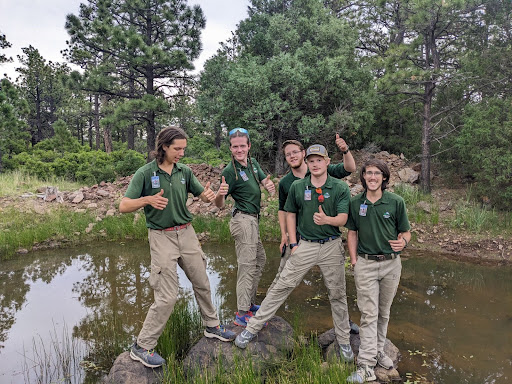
[305,144,329,159]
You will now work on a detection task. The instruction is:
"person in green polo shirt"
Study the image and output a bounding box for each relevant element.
[234,144,355,364]
[214,127,275,327]
[345,158,411,383]
[119,126,235,368]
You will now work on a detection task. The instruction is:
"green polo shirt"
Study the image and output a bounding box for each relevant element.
[284,174,350,241]
[221,158,266,214]
[345,190,411,255]
[124,160,204,229]
[278,163,351,210]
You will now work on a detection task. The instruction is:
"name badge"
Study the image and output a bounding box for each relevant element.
[304,190,312,201]
[240,170,249,181]
[151,175,160,189]
[359,204,368,216]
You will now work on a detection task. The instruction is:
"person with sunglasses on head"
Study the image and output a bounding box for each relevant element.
[214,127,276,327]
[119,126,236,369]
[345,159,411,383]
[270,135,356,294]
[234,144,355,364]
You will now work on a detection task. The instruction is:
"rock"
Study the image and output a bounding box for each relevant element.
[102,352,163,384]
[85,223,95,233]
[320,328,401,383]
[182,316,294,378]
[398,168,419,184]
[106,209,116,216]
[87,203,98,209]
[75,208,87,213]
[416,201,431,213]
[97,190,110,197]
[16,248,29,254]
[72,192,85,204]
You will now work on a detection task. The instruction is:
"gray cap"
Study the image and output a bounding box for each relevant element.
[305,144,329,159]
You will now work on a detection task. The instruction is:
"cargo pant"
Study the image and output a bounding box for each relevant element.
[354,256,402,366]
[247,237,351,345]
[230,213,266,312]
[137,225,219,350]
[267,245,291,293]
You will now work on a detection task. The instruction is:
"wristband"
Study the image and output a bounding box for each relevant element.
[402,237,408,248]
[342,147,349,154]
[289,243,299,249]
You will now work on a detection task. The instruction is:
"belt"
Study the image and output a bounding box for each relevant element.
[232,208,259,219]
[163,223,191,231]
[299,235,339,244]
[358,253,399,261]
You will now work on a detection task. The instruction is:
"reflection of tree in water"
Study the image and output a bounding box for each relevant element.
[0,251,74,349]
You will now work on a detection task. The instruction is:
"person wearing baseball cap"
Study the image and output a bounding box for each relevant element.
[235,144,355,364]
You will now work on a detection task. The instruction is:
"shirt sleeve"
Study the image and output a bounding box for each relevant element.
[396,196,411,232]
[327,163,351,179]
[253,159,266,182]
[283,182,299,213]
[221,167,236,196]
[124,169,145,199]
[335,182,350,214]
[188,169,204,197]
[345,198,359,231]
[278,181,287,211]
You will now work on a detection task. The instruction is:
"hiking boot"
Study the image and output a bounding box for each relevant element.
[339,343,355,363]
[204,325,236,342]
[349,319,360,334]
[347,364,376,383]
[234,329,256,349]
[377,350,393,369]
[234,311,253,327]
[129,343,165,368]
[249,303,260,313]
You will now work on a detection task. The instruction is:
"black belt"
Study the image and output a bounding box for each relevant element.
[300,235,339,244]
[358,253,399,261]
[232,208,259,219]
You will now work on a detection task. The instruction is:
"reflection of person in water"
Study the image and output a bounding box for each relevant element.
[119,126,235,368]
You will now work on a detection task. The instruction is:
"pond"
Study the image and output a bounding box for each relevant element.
[0,241,510,383]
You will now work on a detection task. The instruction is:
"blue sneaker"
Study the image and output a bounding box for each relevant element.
[129,343,165,368]
[339,343,355,363]
[204,325,236,342]
[234,329,257,349]
[234,311,253,327]
[249,304,260,313]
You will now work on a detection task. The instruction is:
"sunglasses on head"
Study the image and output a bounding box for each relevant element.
[316,188,324,203]
[229,127,249,137]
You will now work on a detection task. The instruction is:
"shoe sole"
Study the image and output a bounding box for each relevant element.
[129,351,163,368]
[234,339,249,349]
[203,329,235,342]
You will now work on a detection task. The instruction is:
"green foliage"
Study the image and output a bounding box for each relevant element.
[455,98,512,209]
[182,135,231,167]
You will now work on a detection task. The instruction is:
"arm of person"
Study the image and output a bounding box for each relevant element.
[278,210,288,252]
[261,175,275,195]
[335,133,356,172]
[119,189,167,213]
[389,230,412,252]
[286,212,299,253]
[347,230,358,266]
[214,175,229,208]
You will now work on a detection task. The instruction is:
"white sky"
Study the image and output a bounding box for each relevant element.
[0,0,250,80]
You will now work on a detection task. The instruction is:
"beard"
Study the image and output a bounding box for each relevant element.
[290,161,304,170]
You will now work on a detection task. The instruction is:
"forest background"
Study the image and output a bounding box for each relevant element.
[1,0,511,209]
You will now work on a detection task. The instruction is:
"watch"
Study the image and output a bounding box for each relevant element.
[289,243,299,249]
[342,147,350,155]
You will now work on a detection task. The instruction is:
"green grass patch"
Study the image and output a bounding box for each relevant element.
[0,170,86,197]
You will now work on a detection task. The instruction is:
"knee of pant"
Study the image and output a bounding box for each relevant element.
[360,311,378,325]
[327,287,347,301]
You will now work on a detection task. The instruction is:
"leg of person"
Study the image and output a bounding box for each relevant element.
[267,245,291,293]
[376,257,402,369]
[318,238,353,363]
[230,214,260,325]
[131,229,180,368]
[177,225,235,342]
[235,241,319,348]
[248,235,266,312]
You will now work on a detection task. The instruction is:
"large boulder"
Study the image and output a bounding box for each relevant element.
[182,316,294,378]
[319,328,402,383]
[102,352,163,384]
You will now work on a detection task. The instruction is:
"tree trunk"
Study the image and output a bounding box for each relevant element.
[102,96,113,153]
[275,128,286,175]
[420,81,435,194]
[94,94,101,150]
[88,94,93,149]
[127,77,135,149]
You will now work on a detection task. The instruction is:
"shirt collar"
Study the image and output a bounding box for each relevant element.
[362,190,389,204]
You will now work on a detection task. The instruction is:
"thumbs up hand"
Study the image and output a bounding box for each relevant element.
[202,181,216,202]
[264,175,275,195]
[217,176,229,196]
[313,205,328,225]
[389,232,407,252]
[335,133,349,153]
[149,188,168,210]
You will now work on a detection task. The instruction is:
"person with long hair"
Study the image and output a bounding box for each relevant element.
[214,127,275,327]
[345,159,411,383]
[119,126,235,368]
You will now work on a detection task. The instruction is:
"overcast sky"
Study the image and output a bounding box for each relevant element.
[0,0,250,79]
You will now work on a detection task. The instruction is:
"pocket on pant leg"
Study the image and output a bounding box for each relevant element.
[149,264,162,291]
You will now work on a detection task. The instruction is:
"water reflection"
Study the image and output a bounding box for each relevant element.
[0,243,510,384]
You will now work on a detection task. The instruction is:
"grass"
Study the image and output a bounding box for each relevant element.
[0,170,86,197]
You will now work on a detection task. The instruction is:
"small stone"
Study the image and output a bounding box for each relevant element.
[106,209,116,216]
[87,203,98,209]
[72,193,85,204]
[16,248,29,254]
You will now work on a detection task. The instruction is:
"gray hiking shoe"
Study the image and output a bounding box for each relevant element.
[234,329,256,349]
[349,319,360,334]
[377,350,393,369]
[129,343,165,368]
[204,325,236,342]
[339,343,355,363]
[347,364,376,383]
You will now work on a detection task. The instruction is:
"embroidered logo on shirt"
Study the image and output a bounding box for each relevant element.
[324,192,330,199]
[383,212,390,219]
[181,177,186,184]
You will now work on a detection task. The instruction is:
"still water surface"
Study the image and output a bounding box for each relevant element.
[0,241,510,383]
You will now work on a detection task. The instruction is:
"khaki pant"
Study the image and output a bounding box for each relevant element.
[267,245,291,292]
[137,225,219,350]
[354,256,401,366]
[230,213,266,311]
[247,238,351,345]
